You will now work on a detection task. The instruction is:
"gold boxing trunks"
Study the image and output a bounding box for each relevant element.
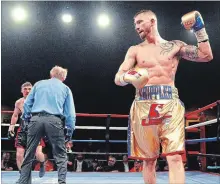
[128,85,185,160]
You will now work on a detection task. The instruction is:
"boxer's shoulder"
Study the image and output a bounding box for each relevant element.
[172,40,187,47]
[15,98,24,113]
[128,45,139,51]
[138,41,150,47]
[15,98,24,106]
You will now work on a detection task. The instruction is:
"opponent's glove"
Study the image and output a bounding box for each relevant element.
[8,130,15,140]
[120,67,149,89]
[8,124,15,140]
[64,126,74,143]
[181,11,209,43]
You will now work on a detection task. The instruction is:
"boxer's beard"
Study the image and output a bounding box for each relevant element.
[140,34,146,40]
[139,27,151,40]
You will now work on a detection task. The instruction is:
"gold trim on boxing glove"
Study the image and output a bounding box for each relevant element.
[119,73,129,86]
[181,11,197,30]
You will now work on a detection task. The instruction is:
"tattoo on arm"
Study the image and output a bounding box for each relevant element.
[172,40,185,60]
[160,42,175,55]
[184,45,199,60]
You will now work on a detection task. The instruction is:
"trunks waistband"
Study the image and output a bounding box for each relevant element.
[135,85,178,100]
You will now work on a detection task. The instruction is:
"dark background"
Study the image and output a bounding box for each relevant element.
[1,1,220,165]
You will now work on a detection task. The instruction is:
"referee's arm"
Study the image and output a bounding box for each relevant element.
[63,88,76,131]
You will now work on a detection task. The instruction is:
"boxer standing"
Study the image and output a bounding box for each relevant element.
[8,82,46,178]
[115,10,213,184]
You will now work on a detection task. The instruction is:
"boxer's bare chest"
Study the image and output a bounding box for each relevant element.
[135,41,180,68]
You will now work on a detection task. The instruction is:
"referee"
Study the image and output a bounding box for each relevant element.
[16,66,76,184]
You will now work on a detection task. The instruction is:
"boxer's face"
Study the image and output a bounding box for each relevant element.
[134,13,154,40]
[21,85,32,98]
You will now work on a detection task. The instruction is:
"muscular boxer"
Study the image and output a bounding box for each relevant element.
[8,82,46,177]
[114,10,213,184]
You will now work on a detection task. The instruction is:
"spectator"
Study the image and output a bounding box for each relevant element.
[88,159,100,172]
[100,156,120,172]
[73,153,88,172]
[1,152,15,171]
[129,160,143,172]
[66,141,75,171]
[66,141,73,153]
[119,155,133,172]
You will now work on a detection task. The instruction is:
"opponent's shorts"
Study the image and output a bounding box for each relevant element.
[15,121,45,149]
[128,85,185,160]
[15,126,27,149]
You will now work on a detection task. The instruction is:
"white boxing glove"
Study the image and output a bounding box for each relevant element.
[120,67,149,89]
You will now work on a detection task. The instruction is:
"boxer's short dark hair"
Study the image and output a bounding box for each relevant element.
[21,82,32,88]
[134,10,157,19]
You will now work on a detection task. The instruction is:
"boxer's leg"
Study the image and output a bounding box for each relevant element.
[143,159,157,184]
[15,127,25,171]
[18,115,44,184]
[129,100,160,184]
[36,145,45,162]
[167,154,185,184]
[35,145,45,178]
[161,99,185,184]
[16,147,25,171]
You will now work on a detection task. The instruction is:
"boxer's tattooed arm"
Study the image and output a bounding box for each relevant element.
[175,39,212,62]
[172,40,185,60]
[180,45,199,61]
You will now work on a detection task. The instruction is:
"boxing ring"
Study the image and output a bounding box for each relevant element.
[1,171,219,184]
[1,100,220,184]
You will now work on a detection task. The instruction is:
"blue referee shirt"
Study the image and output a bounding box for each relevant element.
[22,77,76,130]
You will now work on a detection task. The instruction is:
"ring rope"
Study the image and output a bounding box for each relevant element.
[188,152,220,158]
[0,149,127,155]
[2,100,219,118]
[67,152,127,155]
[185,118,217,129]
[2,118,218,131]
[2,137,218,143]
[1,138,127,143]
[185,100,220,117]
[3,148,219,158]
[1,100,219,120]
[1,124,128,130]
[186,137,217,143]
[1,111,128,118]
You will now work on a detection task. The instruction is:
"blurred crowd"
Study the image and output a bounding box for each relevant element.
[2,140,219,173]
